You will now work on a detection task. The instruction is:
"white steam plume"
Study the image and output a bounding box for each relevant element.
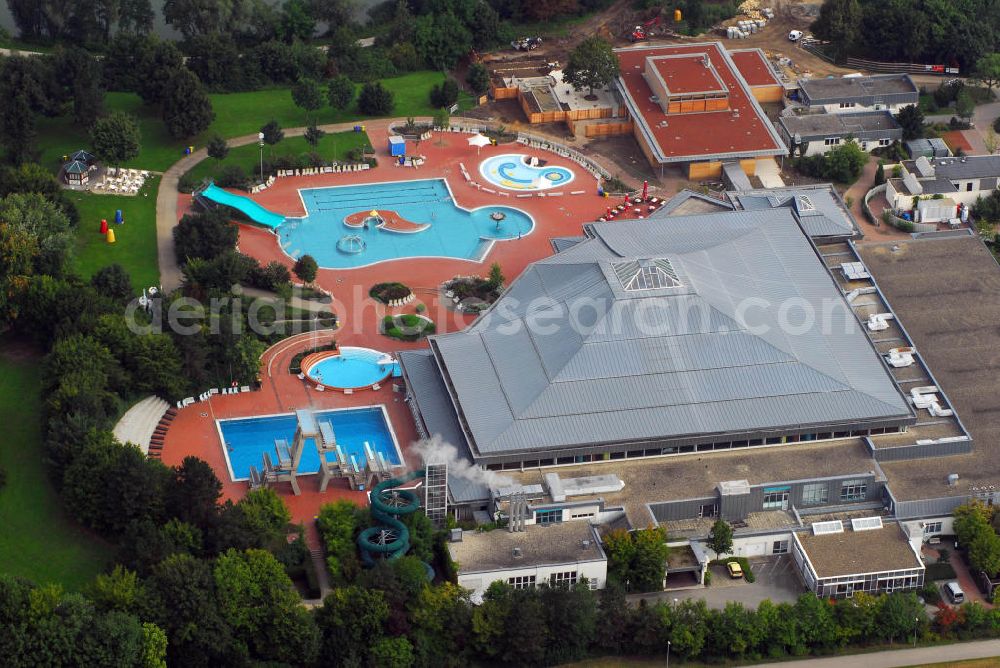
[412,435,513,489]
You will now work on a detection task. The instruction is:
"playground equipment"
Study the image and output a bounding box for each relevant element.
[106,228,116,244]
[357,470,425,564]
[248,409,397,496]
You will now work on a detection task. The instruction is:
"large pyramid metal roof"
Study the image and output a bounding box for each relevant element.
[426,208,912,458]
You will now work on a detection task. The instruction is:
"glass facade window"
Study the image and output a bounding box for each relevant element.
[924,521,943,535]
[550,571,578,587]
[772,540,789,554]
[840,479,868,502]
[699,503,718,518]
[801,483,829,506]
[763,487,790,510]
[535,509,562,525]
[508,575,536,589]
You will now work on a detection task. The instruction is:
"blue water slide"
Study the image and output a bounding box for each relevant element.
[198,183,286,228]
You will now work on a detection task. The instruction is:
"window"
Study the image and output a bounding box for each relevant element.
[699,503,718,518]
[763,487,790,510]
[772,540,789,554]
[878,138,892,146]
[535,509,562,525]
[924,521,943,535]
[824,137,842,146]
[570,512,595,519]
[550,571,578,587]
[839,102,856,109]
[508,575,536,589]
[967,182,974,192]
[801,483,829,506]
[588,578,599,590]
[840,479,868,502]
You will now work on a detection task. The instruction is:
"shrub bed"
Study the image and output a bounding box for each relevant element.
[289,343,337,374]
[382,314,436,341]
[369,282,412,304]
[926,562,958,581]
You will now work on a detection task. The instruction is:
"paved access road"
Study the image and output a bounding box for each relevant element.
[754,639,1000,667]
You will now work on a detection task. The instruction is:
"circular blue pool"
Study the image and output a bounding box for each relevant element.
[479,154,575,191]
[302,347,399,390]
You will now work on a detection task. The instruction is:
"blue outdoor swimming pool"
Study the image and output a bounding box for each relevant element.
[479,154,575,191]
[276,179,533,268]
[304,347,401,390]
[218,407,401,480]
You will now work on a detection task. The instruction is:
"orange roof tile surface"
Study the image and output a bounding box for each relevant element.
[729,48,781,87]
[617,42,784,163]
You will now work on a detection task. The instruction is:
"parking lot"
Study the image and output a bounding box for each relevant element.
[631,555,807,609]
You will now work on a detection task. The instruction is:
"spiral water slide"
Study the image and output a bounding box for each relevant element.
[357,469,425,565]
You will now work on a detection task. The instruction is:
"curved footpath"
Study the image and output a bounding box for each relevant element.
[155,116,630,291]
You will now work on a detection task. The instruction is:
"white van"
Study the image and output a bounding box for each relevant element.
[944,581,965,604]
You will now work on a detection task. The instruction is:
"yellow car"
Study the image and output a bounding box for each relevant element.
[726,561,744,579]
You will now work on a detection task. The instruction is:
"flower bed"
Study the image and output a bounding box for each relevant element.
[369,282,413,304]
[381,314,436,341]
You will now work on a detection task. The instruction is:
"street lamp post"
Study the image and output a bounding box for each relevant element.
[666,640,671,667]
[258,131,265,183]
[913,617,919,647]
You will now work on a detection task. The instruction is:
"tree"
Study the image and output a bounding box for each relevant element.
[207,135,229,161]
[90,111,141,166]
[413,13,472,70]
[173,208,238,264]
[466,62,490,96]
[707,519,734,560]
[955,89,975,121]
[135,40,184,106]
[260,120,284,146]
[0,192,74,278]
[603,526,668,592]
[358,81,395,116]
[237,487,291,546]
[89,565,143,613]
[281,0,315,42]
[167,456,222,530]
[823,140,868,183]
[304,123,326,148]
[161,68,215,139]
[541,583,597,664]
[969,530,1000,576]
[316,586,389,667]
[291,77,325,123]
[293,254,319,283]
[810,0,862,61]
[430,78,460,108]
[143,553,235,665]
[954,500,993,547]
[214,548,320,664]
[563,36,619,97]
[0,93,36,165]
[141,622,168,668]
[895,104,925,141]
[975,53,1000,93]
[986,128,1000,155]
[487,262,505,290]
[328,74,355,111]
[874,161,886,186]
[874,592,925,644]
[90,265,134,302]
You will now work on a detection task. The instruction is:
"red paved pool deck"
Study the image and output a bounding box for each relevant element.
[164,128,643,524]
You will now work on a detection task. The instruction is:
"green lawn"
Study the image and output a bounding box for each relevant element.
[67,176,161,290]
[0,347,112,589]
[33,70,451,174]
[182,131,373,186]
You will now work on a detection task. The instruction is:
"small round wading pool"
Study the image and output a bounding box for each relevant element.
[479,154,575,191]
[301,347,400,391]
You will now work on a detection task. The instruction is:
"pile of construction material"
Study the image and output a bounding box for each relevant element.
[726,1,775,38]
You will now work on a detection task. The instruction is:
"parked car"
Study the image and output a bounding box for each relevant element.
[944,581,965,604]
[726,561,744,579]
[788,30,803,41]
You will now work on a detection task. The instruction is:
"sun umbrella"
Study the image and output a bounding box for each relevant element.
[467,134,492,154]
[370,210,379,217]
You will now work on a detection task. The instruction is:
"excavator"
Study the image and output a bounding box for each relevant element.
[629,14,662,42]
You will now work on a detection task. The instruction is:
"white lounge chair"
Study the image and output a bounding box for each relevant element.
[241,386,251,393]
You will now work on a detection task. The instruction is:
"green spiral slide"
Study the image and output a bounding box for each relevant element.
[357,469,425,565]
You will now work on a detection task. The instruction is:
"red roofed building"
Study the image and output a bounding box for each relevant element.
[615,42,786,179]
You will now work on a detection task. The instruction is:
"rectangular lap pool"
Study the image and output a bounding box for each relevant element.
[217,406,402,481]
